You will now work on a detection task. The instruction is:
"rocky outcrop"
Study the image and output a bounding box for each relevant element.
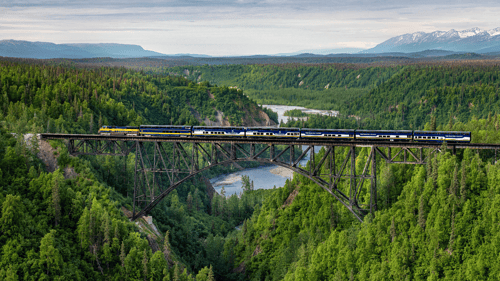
[36,135,78,179]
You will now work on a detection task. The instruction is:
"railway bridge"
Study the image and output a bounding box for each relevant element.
[40,133,500,222]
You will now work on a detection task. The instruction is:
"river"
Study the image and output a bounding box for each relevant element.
[210,105,327,196]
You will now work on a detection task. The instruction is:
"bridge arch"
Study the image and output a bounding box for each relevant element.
[132,141,377,222]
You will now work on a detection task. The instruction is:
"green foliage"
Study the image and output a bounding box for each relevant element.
[170,62,500,131]
[283,109,308,117]
[0,60,277,280]
[221,115,500,280]
[164,64,400,112]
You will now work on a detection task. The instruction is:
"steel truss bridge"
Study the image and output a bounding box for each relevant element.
[40,134,500,222]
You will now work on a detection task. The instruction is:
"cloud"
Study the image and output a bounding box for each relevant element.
[1,0,500,56]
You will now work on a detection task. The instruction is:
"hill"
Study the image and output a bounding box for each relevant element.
[0,40,166,59]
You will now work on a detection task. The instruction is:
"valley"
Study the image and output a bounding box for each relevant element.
[1,55,500,280]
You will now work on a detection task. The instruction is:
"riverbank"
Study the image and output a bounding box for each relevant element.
[269,166,294,178]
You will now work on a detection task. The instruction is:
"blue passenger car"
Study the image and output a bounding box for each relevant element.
[355,130,412,141]
[192,126,246,137]
[246,127,300,138]
[139,125,192,137]
[413,131,471,143]
[301,128,355,140]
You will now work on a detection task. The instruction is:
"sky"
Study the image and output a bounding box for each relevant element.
[1,0,500,56]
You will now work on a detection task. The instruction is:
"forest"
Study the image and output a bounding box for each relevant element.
[2,57,500,280]
[167,61,500,131]
[0,59,279,280]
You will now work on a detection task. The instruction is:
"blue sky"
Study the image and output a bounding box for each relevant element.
[1,0,499,56]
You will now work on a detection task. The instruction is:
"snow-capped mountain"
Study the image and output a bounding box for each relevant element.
[362,27,500,54]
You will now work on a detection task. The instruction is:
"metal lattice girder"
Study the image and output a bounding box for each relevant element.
[131,142,376,222]
[40,133,500,222]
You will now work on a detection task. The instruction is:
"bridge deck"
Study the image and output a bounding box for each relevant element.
[40,133,500,150]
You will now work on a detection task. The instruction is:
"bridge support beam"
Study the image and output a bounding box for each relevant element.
[45,134,493,222]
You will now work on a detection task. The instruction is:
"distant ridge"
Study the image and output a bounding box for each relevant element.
[362,27,500,54]
[0,40,166,59]
[275,48,366,56]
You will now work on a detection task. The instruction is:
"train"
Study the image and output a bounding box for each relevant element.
[98,125,471,143]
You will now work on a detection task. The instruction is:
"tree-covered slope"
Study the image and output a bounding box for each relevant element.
[219,116,500,280]
[161,64,402,110]
[0,59,278,280]
[0,59,276,135]
[165,61,500,131]
[346,62,500,130]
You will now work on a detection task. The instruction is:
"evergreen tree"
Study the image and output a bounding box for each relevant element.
[120,241,126,268]
[163,230,172,263]
[52,176,61,226]
[208,265,215,281]
[460,164,467,203]
[39,230,63,276]
[449,165,458,197]
[390,217,396,242]
[449,205,456,253]
[418,195,426,229]
[187,192,193,213]
[142,249,148,281]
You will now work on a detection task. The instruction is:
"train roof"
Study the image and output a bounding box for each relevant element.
[140,125,192,128]
[414,130,471,134]
[246,127,300,130]
[356,129,413,133]
[301,128,354,132]
[101,125,139,129]
[193,126,245,130]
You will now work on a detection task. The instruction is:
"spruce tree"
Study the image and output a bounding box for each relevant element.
[52,177,61,226]
[418,195,426,229]
[460,164,467,203]
[120,242,126,268]
[390,217,396,242]
[142,249,148,281]
[449,165,458,197]
[208,265,215,281]
[449,205,456,253]
[186,192,193,213]
[163,230,171,264]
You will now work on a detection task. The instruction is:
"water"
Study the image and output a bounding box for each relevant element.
[210,165,298,196]
[210,104,327,196]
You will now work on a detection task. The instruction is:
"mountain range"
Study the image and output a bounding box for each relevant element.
[2,27,500,59]
[362,27,500,54]
[0,40,166,59]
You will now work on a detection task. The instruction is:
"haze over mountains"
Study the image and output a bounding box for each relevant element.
[1,27,500,59]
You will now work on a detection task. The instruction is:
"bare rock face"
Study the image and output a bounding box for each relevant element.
[37,137,78,179]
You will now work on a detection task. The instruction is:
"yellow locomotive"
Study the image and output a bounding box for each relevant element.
[98,126,140,136]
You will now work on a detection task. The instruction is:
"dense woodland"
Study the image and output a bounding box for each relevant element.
[2,57,500,280]
[171,61,500,131]
[0,60,278,280]
[222,115,500,280]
